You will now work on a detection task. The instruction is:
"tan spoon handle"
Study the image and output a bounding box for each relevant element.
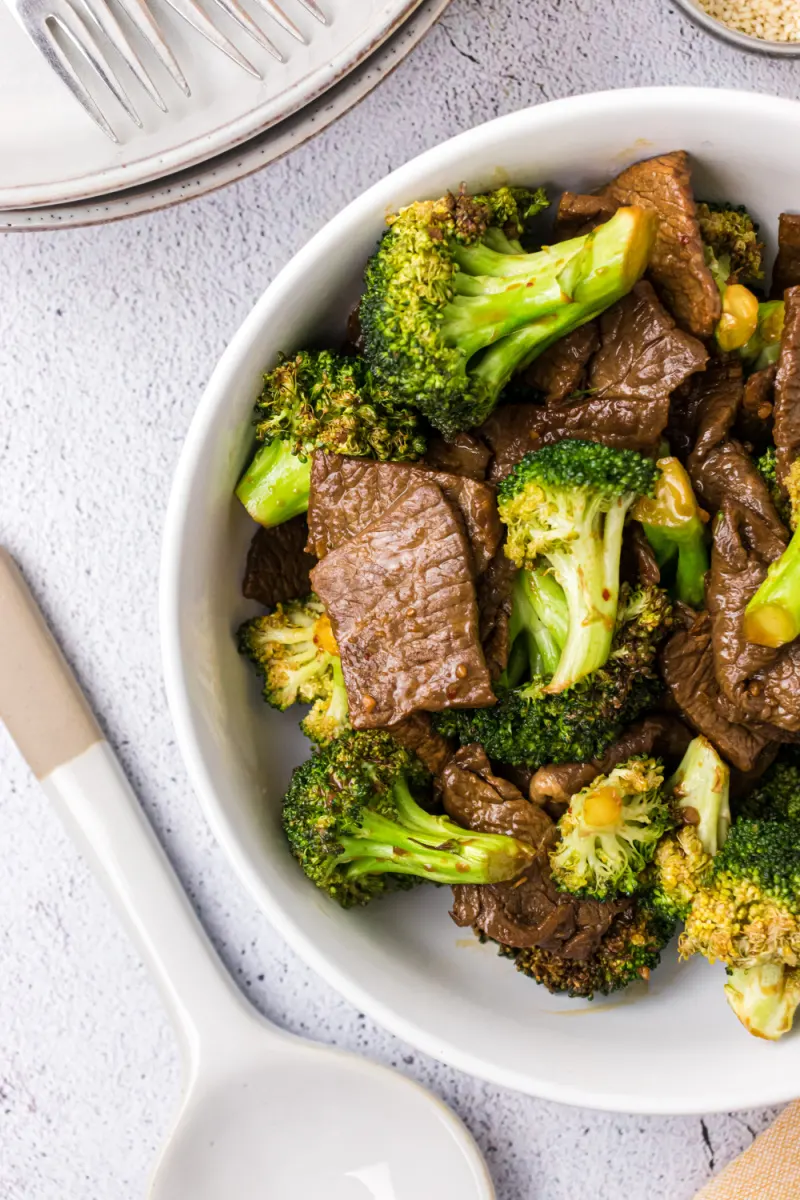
[0,548,101,779]
[0,546,271,1065]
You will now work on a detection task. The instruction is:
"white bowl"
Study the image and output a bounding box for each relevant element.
[161,87,800,1114]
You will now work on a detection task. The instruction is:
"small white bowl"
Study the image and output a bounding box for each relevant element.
[161,87,800,1114]
[674,0,800,56]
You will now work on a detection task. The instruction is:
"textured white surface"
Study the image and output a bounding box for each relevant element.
[1,3,798,1197]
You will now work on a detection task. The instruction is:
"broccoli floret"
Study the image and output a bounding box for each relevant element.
[549,757,671,900]
[433,583,671,768]
[360,187,656,436]
[500,903,674,998]
[632,457,709,609]
[735,755,800,823]
[697,202,765,286]
[238,595,350,745]
[649,736,731,921]
[681,818,800,970]
[724,962,800,1041]
[236,350,426,527]
[681,816,800,1039]
[497,440,659,692]
[755,445,792,528]
[740,299,785,371]
[282,730,536,907]
[698,204,764,353]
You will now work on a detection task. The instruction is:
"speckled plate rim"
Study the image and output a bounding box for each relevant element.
[0,0,449,232]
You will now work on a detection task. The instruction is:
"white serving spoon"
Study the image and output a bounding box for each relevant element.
[0,548,494,1200]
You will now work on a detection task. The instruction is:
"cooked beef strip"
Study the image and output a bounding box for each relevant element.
[729,743,782,804]
[601,151,721,339]
[476,543,517,681]
[441,745,553,848]
[443,749,629,954]
[310,482,495,729]
[685,357,743,462]
[660,610,779,771]
[624,523,661,588]
[554,191,617,239]
[588,282,708,401]
[306,453,501,574]
[689,439,786,539]
[242,516,316,608]
[481,396,670,483]
[737,365,776,451]
[388,713,453,776]
[423,432,491,481]
[707,500,800,733]
[524,322,600,403]
[527,714,693,806]
[771,214,800,299]
[772,286,800,499]
[344,304,365,355]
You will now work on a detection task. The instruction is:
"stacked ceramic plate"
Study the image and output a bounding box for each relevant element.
[0,0,450,230]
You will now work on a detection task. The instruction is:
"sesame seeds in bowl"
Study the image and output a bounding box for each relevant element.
[674,0,800,54]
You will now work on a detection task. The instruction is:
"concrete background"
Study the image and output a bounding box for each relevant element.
[1,1,798,1196]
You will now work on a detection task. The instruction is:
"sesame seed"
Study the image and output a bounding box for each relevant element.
[697,0,800,42]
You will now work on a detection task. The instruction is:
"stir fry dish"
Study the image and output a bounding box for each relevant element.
[236,150,800,1041]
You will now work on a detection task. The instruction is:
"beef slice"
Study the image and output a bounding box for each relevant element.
[771,214,800,299]
[525,322,600,403]
[707,500,800,734]
[476,543,518,680]
[601,151,721,339]
[306,454,501,574]
[689,439,786,538]
[773,286,800,499]
[589,281,708,401]
[683,357,743,462]
[737,365,776,451]
[242,516,316,608]
[310,483,495,729]
[554,191,618,239]
[660,611,779,772]
[388,713,453,776]
[423,432,491,481]
[441,744,553,848]
[481,396,670,483]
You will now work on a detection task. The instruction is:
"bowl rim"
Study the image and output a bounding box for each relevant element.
[161,86,800,1113]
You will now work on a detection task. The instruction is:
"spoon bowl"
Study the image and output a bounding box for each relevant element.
[152,1029,492,1199]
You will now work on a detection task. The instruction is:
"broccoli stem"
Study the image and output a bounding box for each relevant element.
[725,963,800,1041]
[545,500,627,693]
[643,524,708,609]
[236,437,311,528]
[743,524,800,648]
[339,777,534,885]
[740,300,785,370]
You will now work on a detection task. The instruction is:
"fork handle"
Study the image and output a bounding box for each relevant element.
[0,549,282,1074]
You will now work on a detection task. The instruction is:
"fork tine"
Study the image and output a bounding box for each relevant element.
[208,0,282,58]
[58,1,143,126]
[110,0,190,97]
[295,0,326,23]
[27,17,118,141]
[160,0,261,77]
[249,0,306,42]
[80,0,167,112]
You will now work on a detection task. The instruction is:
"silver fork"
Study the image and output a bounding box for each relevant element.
[4,0,327,142]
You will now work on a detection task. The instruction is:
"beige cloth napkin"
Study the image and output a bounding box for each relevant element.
[694,1102,800,1199]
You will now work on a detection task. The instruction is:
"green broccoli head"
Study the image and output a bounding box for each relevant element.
[680,817,800,970]
[238,594,350,745]
[433,583,671,768]
[697,202,765,285]
[236,350,426,527]
[497,440,660,692]
[735,755,800,823]
[500,902,674,999]
[724,962,800,1041]
[360,188,655,437]
[649,735,731,921]
[633,457,709,609]
[549,757,671,900]
[282,730,536,907]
